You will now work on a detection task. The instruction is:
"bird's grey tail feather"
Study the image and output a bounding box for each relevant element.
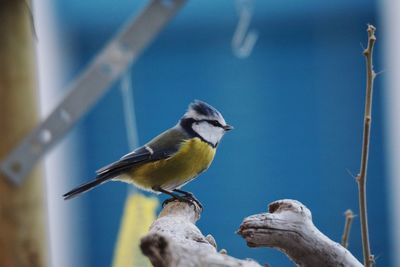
[63,175,111,200]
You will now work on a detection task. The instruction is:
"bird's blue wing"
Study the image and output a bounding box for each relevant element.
[63,127,188,200]
[95,127,188,178]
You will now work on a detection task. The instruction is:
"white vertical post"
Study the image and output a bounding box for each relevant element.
[33,1,89,266]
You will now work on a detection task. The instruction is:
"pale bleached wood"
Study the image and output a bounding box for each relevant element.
[140,200,262,267]
[238,199,363,267]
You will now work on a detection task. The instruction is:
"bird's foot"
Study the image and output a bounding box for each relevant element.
[152,186,203,211]
[183,193,203,211]
[162,193,203,211]
[162,197,179,207]
[173,189,203,210]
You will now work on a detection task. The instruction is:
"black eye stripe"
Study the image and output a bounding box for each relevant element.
[186,118,223,128]
[200,119,223,128]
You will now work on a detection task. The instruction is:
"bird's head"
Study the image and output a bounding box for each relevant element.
[180,100,233,147]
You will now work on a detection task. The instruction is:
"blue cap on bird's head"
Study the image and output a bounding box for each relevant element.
[189,100,222,118]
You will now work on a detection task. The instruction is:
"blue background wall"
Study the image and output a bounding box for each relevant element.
[52,0,390,266]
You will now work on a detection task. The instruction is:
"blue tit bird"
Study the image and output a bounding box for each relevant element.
[63,100,233,206]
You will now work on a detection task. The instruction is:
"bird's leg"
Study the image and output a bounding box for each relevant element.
[173,188,194,197]
[152,186,187,207]
[173,189,203,210]
[152,186,203,210]
[153,186,181,199]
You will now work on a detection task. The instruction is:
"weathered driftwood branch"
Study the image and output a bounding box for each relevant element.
[238,199,363,267]
[141,199,363,267]
[140,200,262,267]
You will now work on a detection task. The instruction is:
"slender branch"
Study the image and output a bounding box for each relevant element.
[238,199,363,267]
[356,24,376,267]
[341,209,355,248]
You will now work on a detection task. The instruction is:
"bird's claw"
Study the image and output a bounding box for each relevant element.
[162,197,177,207]
[162,194,203,211]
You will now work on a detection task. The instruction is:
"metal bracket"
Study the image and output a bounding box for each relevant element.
[0,0,187,185]
[231,0,258,58]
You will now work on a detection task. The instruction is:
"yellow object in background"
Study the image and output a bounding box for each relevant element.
[112,193,158,267]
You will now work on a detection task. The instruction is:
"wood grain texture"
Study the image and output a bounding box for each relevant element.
[0,1,47,266]
[140,200,262,267]
[238,199,363,267]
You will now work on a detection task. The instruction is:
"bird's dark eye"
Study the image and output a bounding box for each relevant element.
[209,120,222,127]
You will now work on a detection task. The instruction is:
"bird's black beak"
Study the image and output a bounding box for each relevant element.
[223,124,234,131]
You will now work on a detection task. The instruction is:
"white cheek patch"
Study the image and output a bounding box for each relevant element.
[192,122,225,146]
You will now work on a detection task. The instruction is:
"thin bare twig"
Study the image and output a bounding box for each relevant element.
[341,209,355,248]
[356,24,376,267]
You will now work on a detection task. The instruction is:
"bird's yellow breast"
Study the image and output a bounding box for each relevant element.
[126,138,216,191]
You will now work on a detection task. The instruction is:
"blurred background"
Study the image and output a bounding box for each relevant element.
[23,0,399,266]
